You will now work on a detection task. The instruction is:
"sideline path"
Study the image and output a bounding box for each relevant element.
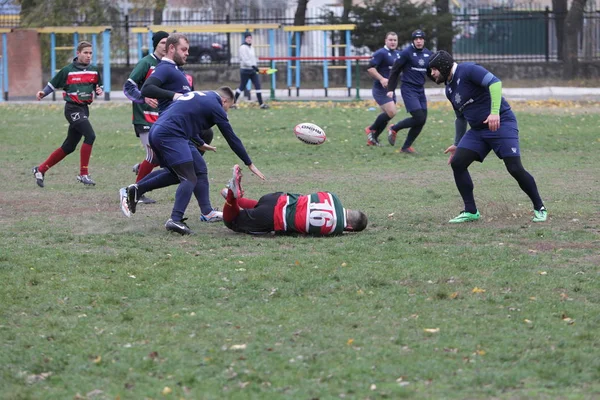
[6,87,600,104]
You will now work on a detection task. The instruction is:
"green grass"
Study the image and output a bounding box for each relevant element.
[1,100,599,399]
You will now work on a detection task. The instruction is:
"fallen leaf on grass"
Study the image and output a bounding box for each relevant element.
[370,384,377,390]
[524,319,533,324]
[450,292,459,299]
[538,271,547,275]
[161,386,172,395]
[229,344,247,350]
[86,389,104,398]
[472,287,486,293]
[92,355,102,364]
[424,328,440,333]
[26,372,51,384]
[347,338,354,346]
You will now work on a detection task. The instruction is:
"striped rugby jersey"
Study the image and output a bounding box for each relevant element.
[273,192,346,235]
[48,59,102,104]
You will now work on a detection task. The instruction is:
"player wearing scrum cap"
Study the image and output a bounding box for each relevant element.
[428,50,547,223]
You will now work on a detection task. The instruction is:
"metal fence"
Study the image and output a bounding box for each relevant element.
[3,6,600,65]
[453,8,600,62]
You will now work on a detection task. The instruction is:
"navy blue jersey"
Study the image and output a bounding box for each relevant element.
[150,60,192,113]
[368,46,401,90]
[153,91,252,165]
[388,44,432,90]
[445,63,514,130]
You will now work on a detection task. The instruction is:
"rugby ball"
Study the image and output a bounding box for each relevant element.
[294,122,326,145]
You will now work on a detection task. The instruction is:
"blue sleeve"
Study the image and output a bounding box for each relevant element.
[466,64,493,87]
[123,79,144,104]
[481,72,500,87]
[368,50,382,69]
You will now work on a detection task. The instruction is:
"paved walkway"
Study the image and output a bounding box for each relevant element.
[6,87,600,103]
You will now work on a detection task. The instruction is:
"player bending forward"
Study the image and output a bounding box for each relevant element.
[221,165,368,235]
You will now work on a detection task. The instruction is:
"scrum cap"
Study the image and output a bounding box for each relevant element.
[428,50,454,82]
[412,29,425,40]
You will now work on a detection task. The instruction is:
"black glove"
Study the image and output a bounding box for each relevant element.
[252,66,259,72]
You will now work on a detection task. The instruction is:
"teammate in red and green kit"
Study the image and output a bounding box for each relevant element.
[123,30,169,204]
[221,165,368,235]
[32,41,103,187]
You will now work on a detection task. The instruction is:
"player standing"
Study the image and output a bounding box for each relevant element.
[428,50,548,223]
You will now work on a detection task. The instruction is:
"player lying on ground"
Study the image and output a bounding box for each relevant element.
[221,165,368,235]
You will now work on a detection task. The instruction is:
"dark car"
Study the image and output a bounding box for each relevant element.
[186,33,229,64]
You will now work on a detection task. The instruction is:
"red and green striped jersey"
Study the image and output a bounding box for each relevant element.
[48,59,101,104]
[124,54,160,126]
[273,192,346,235]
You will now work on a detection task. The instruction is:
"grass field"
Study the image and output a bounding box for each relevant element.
[1,99,599,399]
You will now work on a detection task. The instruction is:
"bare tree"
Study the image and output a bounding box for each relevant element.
[552,0,568,61]
[562,0,587,79]
[292,0,309,56]
[435,0,452,52]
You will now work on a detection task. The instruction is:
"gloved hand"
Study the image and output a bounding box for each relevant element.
[252,66,259,72]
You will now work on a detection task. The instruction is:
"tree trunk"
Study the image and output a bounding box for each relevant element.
[292,0,310,57]
[341,0,352,57]
[562,0,587,79]
[435,0,452,53]
[153,0,166,25]
[552,0,568,60]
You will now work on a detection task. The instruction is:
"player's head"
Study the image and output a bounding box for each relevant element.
[411,29,425,49]
[428,50,454,84]
[384,32,398,50]
[76,41,93,65]
[152,31,169,58]
[344,209,368,232]
[166,33,189,66]
[244,32,253,44]
[217,86,235,111]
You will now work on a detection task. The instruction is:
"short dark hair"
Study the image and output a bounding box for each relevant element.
[345,209,368,232]
[385,32,398,39]
[166,33,188,49]
[217,86,235,102]
[77,41,92,52]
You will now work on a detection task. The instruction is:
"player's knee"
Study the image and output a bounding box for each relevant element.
[412,110,427,126]
[385,108,397,119]
[504,157,525,177]
[83,132,96,145]
[61,143,77,154]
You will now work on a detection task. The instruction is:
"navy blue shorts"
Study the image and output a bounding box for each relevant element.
[372,86,395,106]
[458,122,520,161]
[400,84,427,112]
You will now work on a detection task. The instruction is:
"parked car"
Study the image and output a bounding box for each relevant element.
[186,33,229,64]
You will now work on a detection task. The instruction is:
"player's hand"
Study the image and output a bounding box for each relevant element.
[444,144,457,165]
[380,78,389,88]
[248,164,266,180]
[36,91,44,101]
[386,91,394,99]
[95,86,104,96]
[173,92,183,101]
[484,114,500,131]
[198,143,216,152]
[144,97,158,108]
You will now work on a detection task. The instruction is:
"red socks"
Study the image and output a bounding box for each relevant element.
[79,143,93,175]
[39,148,67,174]
[223,191,259,222]
[136,160,159,183]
